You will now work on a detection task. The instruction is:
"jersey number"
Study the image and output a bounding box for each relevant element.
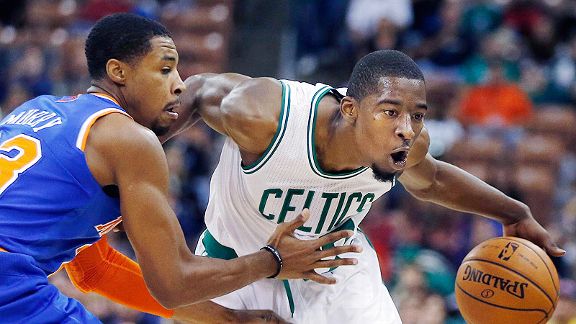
[0,134,42,194]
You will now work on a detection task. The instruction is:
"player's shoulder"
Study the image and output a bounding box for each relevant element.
[88,112,162,157]
[218,78,283,155]
[222,77,282,119]
[183,73,278,103]
[83,112,165,186]
[230,77,281,102]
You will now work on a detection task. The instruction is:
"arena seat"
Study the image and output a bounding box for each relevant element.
[160,0,233,75]
[507,133,565,225]
[445,136,507,187]
[527,106,576,152]
[514,134,565,169]
[512,164,557,225]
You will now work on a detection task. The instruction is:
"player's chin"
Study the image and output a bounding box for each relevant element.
[153,115,177,134]
[371,163,398,183]
[151,124,171,137]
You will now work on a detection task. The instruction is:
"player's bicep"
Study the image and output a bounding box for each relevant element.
[187,73,252,136]
[219,78,283,155]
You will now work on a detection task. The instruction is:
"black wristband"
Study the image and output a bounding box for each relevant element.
[260,245,283,278]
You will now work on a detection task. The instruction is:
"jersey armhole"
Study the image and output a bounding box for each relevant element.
[76,109,131,151]
[241,80,291,174]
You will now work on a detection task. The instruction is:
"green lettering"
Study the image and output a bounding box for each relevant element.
[327,193,347,231]
[357,193,375,212]
[278,189,305,223]
[298,190,315,232]
[259,189,283,220]
[333,192,362,228]
[314,192,339,234]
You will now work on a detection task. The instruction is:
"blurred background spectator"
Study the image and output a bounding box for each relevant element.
[1,0,574,323]
[458,58,533,128]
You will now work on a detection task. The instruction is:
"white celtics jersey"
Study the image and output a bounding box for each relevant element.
[204,80,394,256]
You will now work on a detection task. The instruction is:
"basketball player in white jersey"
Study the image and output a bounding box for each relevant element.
[162,50,565,323]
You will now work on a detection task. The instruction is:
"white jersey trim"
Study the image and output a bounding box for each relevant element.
[75,108,129,151]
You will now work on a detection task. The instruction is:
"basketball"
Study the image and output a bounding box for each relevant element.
[455,237,559,324]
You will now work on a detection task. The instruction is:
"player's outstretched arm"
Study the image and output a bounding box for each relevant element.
[398,129,565,257]
[158,72,252,142]
[86,114,359,309]
[162,75,283,162]
[65,236,288,323]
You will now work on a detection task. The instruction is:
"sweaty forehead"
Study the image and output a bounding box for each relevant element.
[375,76,426,100]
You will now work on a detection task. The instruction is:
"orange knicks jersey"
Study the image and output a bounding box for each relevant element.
[0,93,128,275]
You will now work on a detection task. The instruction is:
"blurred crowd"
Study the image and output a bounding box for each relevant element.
[1,0,575,323]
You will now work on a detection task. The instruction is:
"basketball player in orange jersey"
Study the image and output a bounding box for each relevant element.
[159,50,565,323]
[0,13,360,323]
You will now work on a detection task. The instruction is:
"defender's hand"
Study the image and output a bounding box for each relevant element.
[266,209,362,284]
[503,216,565,257]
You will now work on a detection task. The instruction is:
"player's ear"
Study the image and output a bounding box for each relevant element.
[340,96,358,123]
[106,59,127,85]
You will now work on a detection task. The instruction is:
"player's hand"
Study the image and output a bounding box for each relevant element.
[503,215,565,257]
[266,209,362,284]
[232,309,290,323]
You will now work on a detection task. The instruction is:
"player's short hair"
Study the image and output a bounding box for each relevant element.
[347,50,425,101]
[85,13,171,80]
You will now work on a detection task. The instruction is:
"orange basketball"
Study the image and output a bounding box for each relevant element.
[455,237,559,324]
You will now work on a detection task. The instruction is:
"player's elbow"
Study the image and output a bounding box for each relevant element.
[402,170,443,202]
[149,288,181,309]
[401,155,443,202]
[146,279,187,309]
[405,183,436,201]
[400,172,437,201]
[148,279,207,309]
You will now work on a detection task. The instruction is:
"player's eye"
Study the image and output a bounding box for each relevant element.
[384,110,397,117]
[413,113,425,121]
[161,67,172,75]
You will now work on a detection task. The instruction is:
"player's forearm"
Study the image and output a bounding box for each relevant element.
[66,237,259,322]
[162,250,277,308]
[410,159,531,224]
[172,302,238,323]
[65,236,175,318]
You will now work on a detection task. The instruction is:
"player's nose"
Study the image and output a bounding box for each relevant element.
[173,72,185,96]
[395,114,414,140]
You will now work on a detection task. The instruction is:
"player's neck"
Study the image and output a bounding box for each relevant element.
[314,96,364,173]
[87,81,128,111]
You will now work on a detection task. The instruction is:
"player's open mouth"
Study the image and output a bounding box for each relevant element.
[164,103,180,119]
[390,149,408,168]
